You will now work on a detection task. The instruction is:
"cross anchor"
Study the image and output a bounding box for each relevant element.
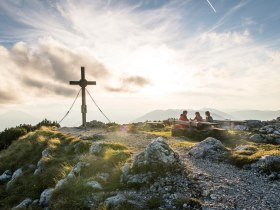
[70,66,96,127]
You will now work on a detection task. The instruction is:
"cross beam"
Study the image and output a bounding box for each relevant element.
[70,66,96,127]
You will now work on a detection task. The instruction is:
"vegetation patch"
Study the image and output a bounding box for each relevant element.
[229,143,280,168]
[0,119,60,151]
[0,127,78,209]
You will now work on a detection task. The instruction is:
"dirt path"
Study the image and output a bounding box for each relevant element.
[180,156,280,210]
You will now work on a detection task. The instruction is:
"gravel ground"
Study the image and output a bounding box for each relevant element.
[181,156,280,210]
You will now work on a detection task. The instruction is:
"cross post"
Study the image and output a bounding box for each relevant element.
[70,66,96,127]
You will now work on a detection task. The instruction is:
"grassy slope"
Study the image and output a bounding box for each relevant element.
[0,127,131,209]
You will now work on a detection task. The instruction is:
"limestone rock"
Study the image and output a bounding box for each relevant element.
[234,145,256,155]
[67,162,87,178]
[86,181,102,189]
[96,172,110,182]
[34,159,43,175]
[39,188,54,207]
[42,148,50,157]
[34,148,50,175]
[234,125,248,131]
[251,155,280,173]
[55,179,67,189]
[249,134,265,143]
[104,194,126,208]
[6,168,23,191]
[132,137,182,172]
[12,198,32,209]
[121,137,183,186]
[90,142,103,155]
[0,170,12,183]
[189,137,229,160]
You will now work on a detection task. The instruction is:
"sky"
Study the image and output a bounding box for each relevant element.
[0,0,280,127]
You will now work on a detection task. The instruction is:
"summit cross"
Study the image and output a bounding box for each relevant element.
[69,66,96,127]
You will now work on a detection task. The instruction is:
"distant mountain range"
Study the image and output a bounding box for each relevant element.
[133,108,280,122]
[0,111,40,131]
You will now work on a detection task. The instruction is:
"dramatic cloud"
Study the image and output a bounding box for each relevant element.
[0,90,19,104]
[22,76,76,96]
[0,0,279,112]
[105,76,151,93]
[0,38,110,103]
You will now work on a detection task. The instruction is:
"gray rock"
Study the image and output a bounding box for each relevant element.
[31,199,39,206]
[96,172,110,181]
[234,145,256,155]
[249,134,265,143]
[189,137,229,160]
[86,181,102,189]
[13,198,32,209]
[121,137,183,186]
[104,194,126,208]
[125,173,152,185]
[251,155,280,173]
[12,198,32,209]
[132,137,182,171]
[234,125,247,131]
[34,159,44,175]
[6,168,23,191]
[0,170,12,183]
[67,162,87,178]
[55,179,67,189]
[39,188,54,207]
[90,142,103,155]
[275,138,280,144]
[42,148,50,157]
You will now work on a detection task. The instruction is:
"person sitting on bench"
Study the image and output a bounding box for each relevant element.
[177,110,189,128]
[205,111,214,122]
[192,112,203,122]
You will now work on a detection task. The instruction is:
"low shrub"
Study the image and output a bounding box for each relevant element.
[0,119,60,151]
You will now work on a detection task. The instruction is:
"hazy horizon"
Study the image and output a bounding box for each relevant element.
[0,0,280,130]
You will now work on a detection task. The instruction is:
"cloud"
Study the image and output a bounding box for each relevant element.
[105,76,151,92]
[0,90,19,104]
[22,76,76,96]
[0,38,110,103]
[0,0,280,110]
[122,76,150,86]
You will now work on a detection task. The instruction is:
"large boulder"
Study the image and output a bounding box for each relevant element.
[6,168,23,191]
[39,188,54,207]
[0,170,12,183]
[189,137,229,160]
[121,137,183,186]
[132,137,182,172]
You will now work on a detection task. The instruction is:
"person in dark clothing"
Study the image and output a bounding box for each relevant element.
[193,112,203,122]
[205,111,214,122]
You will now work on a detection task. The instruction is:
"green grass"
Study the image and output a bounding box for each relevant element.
[143,131,172,138]
[229,142,280,168]
[0,127,81,209]
[50,142,131,209]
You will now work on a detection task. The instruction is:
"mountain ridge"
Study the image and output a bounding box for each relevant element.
[134,108,280,122]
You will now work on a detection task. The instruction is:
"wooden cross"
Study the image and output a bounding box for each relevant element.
[69,66,96,127]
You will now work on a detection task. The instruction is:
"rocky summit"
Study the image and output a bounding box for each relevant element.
[0,120,280,210]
